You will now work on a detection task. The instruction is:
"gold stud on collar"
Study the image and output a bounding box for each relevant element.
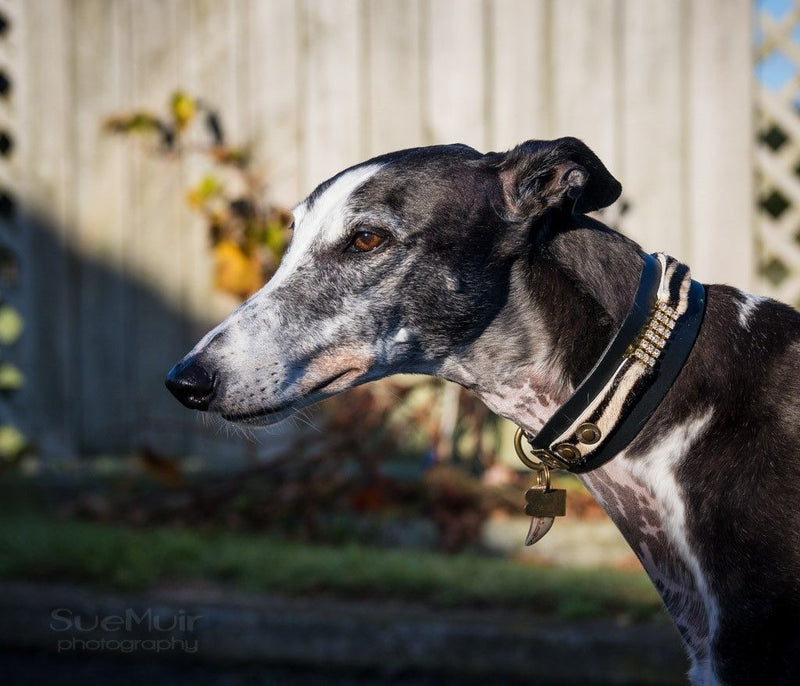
[576,422,601,444]
[554,443,581,462]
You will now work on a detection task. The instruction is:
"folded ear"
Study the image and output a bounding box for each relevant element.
[491,137,621,219]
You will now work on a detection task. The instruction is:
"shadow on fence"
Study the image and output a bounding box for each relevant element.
[18,207,296,465]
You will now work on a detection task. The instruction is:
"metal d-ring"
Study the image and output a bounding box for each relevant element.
[513,426,552,490]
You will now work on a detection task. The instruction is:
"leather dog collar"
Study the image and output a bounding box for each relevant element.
[517,252,706,474]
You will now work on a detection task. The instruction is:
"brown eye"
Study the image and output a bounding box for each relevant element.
[351,231,385,253]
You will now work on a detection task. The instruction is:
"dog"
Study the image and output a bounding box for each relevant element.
[166,138,800,685]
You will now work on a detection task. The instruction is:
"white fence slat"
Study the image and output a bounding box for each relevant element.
[182,0,243,335]
[73,0,132,452]
[185,0,240,142]
[301,0,364,191]
[619,0,686,258]
[21,0,77,457]
[182,0,266,458]
[551,0,619,168]
[248,0,302,207]
[129,0,191,455]
[366,0,423,156]
[686,0,753,287]
[488,0,551,150]
[424,0,486,148]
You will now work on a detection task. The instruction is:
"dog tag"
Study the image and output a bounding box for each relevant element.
[523,485,566,546]
[524,487,567,518]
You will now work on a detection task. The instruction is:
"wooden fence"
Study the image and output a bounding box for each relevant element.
[2,0,755,460]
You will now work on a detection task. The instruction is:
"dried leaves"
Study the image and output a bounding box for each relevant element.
[104,91,292,299]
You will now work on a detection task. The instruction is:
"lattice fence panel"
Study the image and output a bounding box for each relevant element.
[756,0,800,306]
[0,0,25,463]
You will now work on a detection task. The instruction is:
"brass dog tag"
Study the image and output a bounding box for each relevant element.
[513,430,567,546]
[523,485,567,546]
[524,487,567,518]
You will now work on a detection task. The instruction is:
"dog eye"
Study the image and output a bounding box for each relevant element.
[349,231,385,253]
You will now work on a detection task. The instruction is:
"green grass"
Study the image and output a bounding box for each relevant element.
[0,510,664,622]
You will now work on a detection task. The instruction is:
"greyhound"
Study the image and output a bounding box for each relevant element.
[166,138,800,685]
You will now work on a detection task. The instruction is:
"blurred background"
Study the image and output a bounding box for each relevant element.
[0,0,794,683]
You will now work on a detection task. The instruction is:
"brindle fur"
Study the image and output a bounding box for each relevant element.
[167,139,800,685]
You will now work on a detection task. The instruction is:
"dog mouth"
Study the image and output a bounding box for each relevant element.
[220,367,361,424]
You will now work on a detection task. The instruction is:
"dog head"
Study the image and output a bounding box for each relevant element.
[165,138,621,425]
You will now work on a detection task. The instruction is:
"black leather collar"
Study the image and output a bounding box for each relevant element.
[519,253,706,474]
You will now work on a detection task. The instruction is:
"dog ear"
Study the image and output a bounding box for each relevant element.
[492,137,621,219]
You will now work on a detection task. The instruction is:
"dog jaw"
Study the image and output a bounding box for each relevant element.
[298,349,374,395]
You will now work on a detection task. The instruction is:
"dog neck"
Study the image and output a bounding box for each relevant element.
[442,216,644,432]
[442,217,714,675]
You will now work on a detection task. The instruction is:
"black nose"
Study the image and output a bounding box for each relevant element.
[165,358,217,410]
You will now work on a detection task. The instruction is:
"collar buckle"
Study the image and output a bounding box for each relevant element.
[513,427,572,471]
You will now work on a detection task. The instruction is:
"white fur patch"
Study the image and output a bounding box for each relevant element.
[656,253,671,300]
[393,327,412,344]
[737,292,766,329]
[267,163,384,294]
[188,164,383,359]
[452,361,569,434]
[618,411,718,683]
